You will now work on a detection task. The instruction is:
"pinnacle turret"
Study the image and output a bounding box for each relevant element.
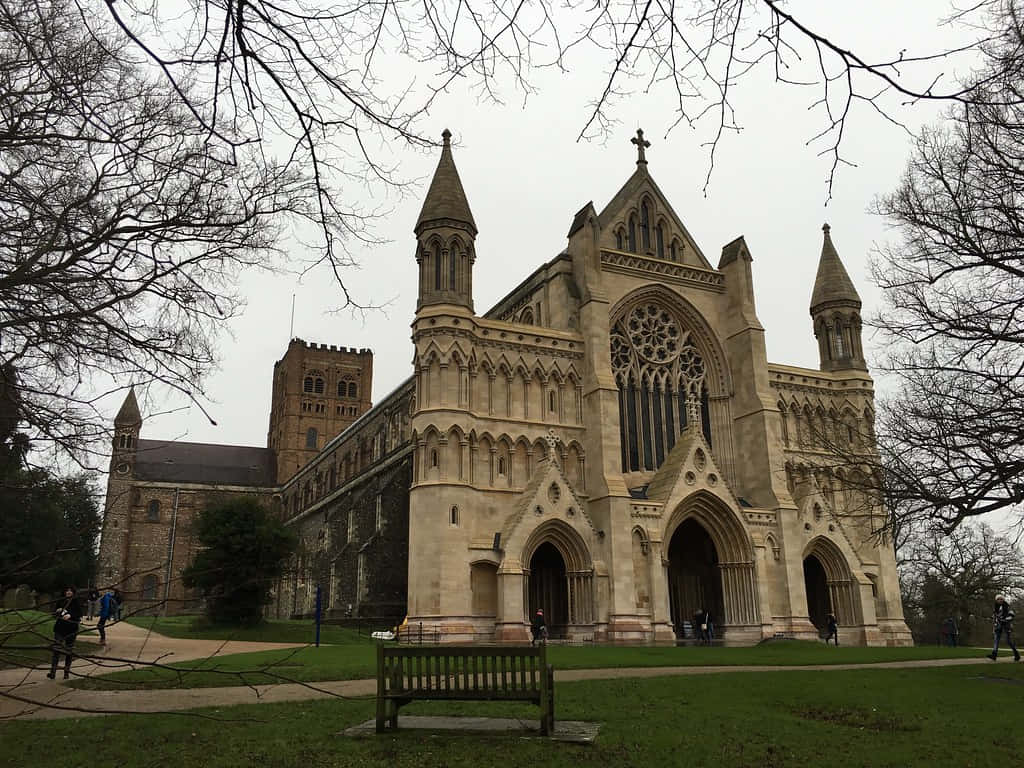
[414,129,477,238]
[810,223,861,313]
[809,224,866,372]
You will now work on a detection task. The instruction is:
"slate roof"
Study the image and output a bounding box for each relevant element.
[133,439,276,487]
[414,128,477,237]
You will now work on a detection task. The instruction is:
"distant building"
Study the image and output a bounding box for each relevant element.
[98,129,911,645]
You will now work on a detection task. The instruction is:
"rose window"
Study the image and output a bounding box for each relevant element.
[610,302,711,471]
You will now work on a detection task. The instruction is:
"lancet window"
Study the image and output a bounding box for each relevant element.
[610,303,711,472]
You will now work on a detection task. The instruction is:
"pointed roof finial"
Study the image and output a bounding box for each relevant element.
[631,128,651,165]
[415,128,477,237]
[115,386,142,426]
[810,222,861,312]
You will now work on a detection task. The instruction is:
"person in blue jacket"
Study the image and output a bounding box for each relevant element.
[97,588,117,646]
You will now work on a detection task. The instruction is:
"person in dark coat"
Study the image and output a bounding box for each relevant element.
[824,613,839,646]
[48,586,83,680]
[86,585,99,621]
[113,588,123,621]
[988,595,1020,662]
[530,609,546,646]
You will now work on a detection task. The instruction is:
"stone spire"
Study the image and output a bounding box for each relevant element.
[114,386,142,426]
[414,129,477,238]
[810,223,861,313]
[809,224,866,371]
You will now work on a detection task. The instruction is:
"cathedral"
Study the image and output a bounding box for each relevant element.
[98,129,912,646]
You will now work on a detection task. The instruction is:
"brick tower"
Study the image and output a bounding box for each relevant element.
[267,339,373,483]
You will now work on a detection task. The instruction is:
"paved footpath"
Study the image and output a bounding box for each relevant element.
[0,623,998,722]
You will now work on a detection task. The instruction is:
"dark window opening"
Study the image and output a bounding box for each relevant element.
[640,201,651,250]
[306,427,318,449]
[146,500,160,521]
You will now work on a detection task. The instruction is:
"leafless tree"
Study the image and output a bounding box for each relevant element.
[870,1,1024,533]
[898,522,1024,642]
[0,0,372,465]
[92,0,1019,197]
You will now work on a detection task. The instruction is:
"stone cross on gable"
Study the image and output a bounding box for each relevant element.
[631,128,651,165]
[544,429,560,463]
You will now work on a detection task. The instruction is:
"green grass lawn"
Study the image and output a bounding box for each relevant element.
[1,609,101,669]
[7,663,1024,768]
[68,639,985,691]
[123,615,370,645]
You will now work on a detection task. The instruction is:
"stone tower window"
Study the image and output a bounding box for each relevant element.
[448,243,457,290]
[314,377,324,394]
[147,499,160,521]
[301,401,312,412]
[306,427,318,449]
[497,456,506,476]
[304,376,314,393]
[430,450,438,468]
[656,222,665,259]
[616,229,624,250]
[833,323,846,357]
[434,242,442,291]
[670,240,678,262]
[549,390,556,412]
[449,505,459,526]
[640,201,651,250]
[610,302,710,472]
[628,215,637,252]
[348,382,357,398]
[337,381,346,397]
[117,433,133,450]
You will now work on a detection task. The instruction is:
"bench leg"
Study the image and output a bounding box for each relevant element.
[389,698,398,730]
[375,695,386,734]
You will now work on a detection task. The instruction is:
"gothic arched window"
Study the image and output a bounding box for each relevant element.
[610,302,711,472]
[433,242,442,291]
[303,376,314,393]
[448,243,457,291]
[348,382,357,398]
[833,322,846,357]
[670,240,678,262]
[616,229,624,250]
[640,201,651,250]
[656,223,665,259]
[628,215,637,252]
[306,427,318,449]
[314,378,324,394]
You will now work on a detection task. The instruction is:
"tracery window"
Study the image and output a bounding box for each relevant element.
[628,215,637,252]
[616,230,624,250]
[610,303,711,472]
[656,223,665,259]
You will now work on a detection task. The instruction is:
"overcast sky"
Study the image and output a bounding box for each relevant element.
[130,1,976,450]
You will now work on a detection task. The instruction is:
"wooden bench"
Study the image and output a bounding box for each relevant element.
[375,644,554,735]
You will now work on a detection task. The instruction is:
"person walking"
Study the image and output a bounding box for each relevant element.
[86,585,99,622]
[988,595,1021,662]
[824,613,839,646]
[47,586,83,680]
[96,588,116,645]
[113,588,124,622]
[530,609,546,646]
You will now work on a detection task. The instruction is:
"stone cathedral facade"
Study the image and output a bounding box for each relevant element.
[99,128,911,645]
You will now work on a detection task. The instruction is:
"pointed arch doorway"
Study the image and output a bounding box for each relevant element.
[527,542,569,633]
[521,521,596,639]
[803,553,829,635]
[667,518,724,638]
